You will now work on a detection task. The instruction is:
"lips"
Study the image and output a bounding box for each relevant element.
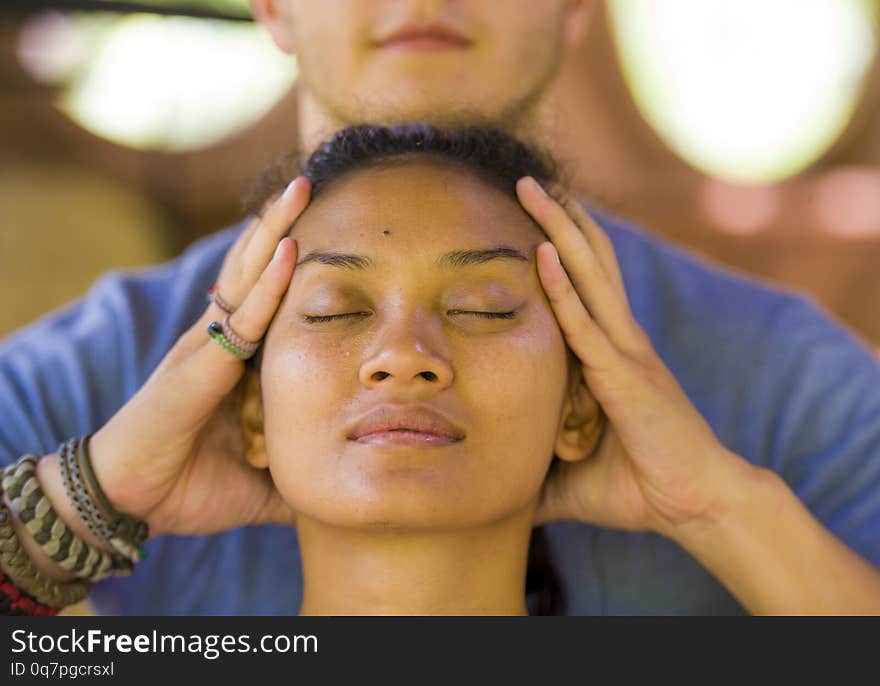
[347,404,466,443]
[375,22,472,50]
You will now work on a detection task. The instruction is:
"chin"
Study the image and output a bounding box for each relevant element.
[309,508,482,533]
[298,489,500,533]
[354,88,502,127]
[297,482,537,534]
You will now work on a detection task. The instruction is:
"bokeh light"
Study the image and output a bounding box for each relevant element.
[608,0,878,183]
[17,5,297,152]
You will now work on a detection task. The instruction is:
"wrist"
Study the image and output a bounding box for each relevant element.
[36,453,117,556]
[663,450,782,549]
[87,428,153,531]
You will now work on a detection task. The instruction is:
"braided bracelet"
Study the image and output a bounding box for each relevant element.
[5,455,105,579]
[0,471,92,608]
[58,441,113,561]
[4,454,127,582]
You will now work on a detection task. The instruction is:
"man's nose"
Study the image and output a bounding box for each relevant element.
[358,313,454,391]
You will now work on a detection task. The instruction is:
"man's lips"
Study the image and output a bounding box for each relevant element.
[375,24,472,51]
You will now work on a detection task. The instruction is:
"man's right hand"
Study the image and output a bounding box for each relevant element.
[79,176,311,538]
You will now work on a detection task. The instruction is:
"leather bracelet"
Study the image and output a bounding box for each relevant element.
[76,435,148,563]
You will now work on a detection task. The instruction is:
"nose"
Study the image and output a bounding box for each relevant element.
[358,311,454,392]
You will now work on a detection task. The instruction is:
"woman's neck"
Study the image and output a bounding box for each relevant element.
[295,512,534,616]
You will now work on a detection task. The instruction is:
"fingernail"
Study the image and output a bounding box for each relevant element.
[553,246,561,266]
[273,238,287,260]
[530,177,548,197]
[282,177,300,199]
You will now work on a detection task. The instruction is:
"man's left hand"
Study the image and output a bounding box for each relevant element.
[516,177,760,539]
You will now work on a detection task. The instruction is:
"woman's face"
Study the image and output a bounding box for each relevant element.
[255,159,573,530]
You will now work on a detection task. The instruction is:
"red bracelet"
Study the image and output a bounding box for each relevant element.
[0,569,60,616]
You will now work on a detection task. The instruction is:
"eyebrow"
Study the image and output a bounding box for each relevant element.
[295,246,530,271]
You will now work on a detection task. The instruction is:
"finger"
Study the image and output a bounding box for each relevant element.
[210,176,309,316]
[196,216,263,329]
[229,214,263,263]
[535,241,618,374]
[518,177,641,349]
[227,237,298,342]
[235,181,296,257]
[240,176,311,284]
[196,177,310,332]
[195,237,297,376]
[217,207,276,288]
[553,190,627,301]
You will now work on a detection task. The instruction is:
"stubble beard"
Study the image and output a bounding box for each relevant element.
[296,42,565,152]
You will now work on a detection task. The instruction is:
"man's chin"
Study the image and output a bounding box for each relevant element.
[343,94,519,130]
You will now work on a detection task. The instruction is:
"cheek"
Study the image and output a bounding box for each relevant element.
[292,7,360,73]
[491,11,563,72]
[262,336,357,413]
[481,308,568,401]
[259,339,357,481]
[460,318,569,491]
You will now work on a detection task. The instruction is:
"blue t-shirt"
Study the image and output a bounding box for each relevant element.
[1,210,878,615]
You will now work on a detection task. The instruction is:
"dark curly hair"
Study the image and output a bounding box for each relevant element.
[244,122,560,218]
[244,123,567,615]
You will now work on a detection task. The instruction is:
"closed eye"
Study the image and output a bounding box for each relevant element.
[302,310,518,323]
[302,312,370,323]
[447,310,518,319]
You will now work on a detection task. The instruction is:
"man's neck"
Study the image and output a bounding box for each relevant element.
[295,511,534,616]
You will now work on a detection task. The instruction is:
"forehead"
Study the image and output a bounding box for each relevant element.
[291,160,541,254]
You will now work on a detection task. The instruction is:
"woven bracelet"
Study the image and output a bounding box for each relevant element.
[60,438,135,572]
[58,441,116,578]
[60,439,109,543]
[4,454,124,582]
[4,455,99,578]
[0,473,92,608]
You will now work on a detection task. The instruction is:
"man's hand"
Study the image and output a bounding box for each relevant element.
[85,178,311,538]
[516,177,759,539]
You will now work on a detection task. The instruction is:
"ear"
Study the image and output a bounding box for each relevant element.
[250,0,297,54]
[562,0,597,49]
[240,366,269,469]
[554,354,606,462]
